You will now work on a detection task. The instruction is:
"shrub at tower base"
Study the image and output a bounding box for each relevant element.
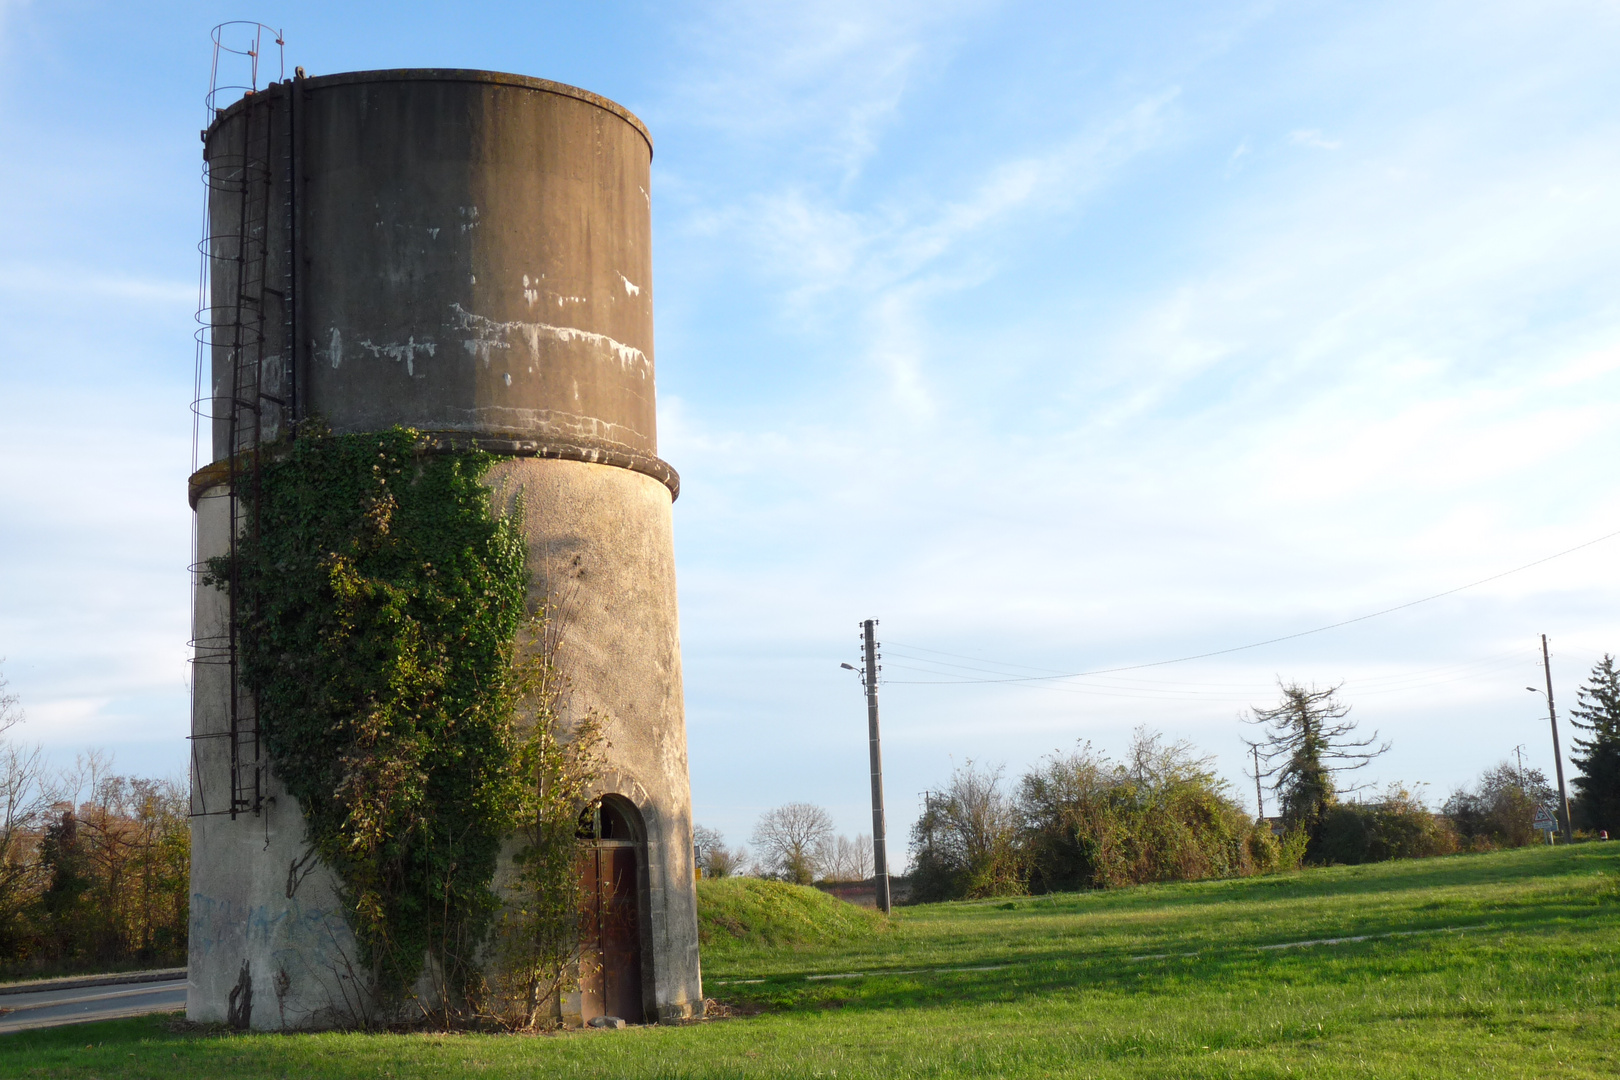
[206,426,598,1025]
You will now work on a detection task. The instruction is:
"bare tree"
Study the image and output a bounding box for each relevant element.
[815,834,874,882]
[0,662,59,954]
[750,803,834,885]
[0,660,23,736]
[0,741,58,953]
[1245,682,1388,847]
[1125,727,1219,789]
[910,761,1023,900]
[692,824,746,879]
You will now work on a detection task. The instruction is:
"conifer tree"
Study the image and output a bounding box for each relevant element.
[1569,654,1620,833]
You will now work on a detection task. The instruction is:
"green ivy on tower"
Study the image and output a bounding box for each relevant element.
[206,426,530,1008]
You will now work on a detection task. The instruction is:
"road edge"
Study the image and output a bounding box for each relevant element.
[0,969,187,998]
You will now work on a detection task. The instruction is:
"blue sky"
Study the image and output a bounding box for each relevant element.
[2,1,1619,859]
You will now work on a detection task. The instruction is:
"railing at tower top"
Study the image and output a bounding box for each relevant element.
[188,24,290,821]
[204,22,284,118]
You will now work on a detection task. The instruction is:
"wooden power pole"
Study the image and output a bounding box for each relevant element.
[1253,745,1265,823]
[1540,634,1575,844]
[861,619,892,914]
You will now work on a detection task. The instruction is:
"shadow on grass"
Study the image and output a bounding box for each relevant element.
[976,844,1620,916]
[722,908,1620,1022]
[3,1012,184,1051]
[715,846,1620,1018]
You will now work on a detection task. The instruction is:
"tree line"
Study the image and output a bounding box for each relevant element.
[710,657,1620,903]
[907,662,1620,901]
[0,665,189,976]
[694,806,875,885]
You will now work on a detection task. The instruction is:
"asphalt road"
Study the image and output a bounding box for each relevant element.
[0,978,187,1034]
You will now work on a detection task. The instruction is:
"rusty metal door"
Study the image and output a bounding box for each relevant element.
[578,842,643,1023]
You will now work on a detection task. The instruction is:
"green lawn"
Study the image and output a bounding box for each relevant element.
[10,844,1618,1078]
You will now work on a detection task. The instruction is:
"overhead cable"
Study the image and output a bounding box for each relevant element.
[884,526,1620,684]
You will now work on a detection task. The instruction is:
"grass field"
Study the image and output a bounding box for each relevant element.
[8,844,1617,1078]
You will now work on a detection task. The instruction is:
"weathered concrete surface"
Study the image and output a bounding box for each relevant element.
[190,70,699,1029]
[206,70,658,464]
[187,484,365,1031]
[484,457,702,1023]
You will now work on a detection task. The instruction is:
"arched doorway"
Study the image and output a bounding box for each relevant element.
[576,797,645,1023]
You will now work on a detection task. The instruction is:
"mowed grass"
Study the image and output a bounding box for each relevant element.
[9,844,1618,1078]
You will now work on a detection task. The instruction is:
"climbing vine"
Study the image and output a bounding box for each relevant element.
[207,426,531,1010]
[486,599,606,1028]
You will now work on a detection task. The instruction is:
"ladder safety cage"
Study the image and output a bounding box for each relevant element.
[188,24,295,820]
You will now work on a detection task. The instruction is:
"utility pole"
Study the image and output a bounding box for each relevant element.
[1540,634,1575,843]
[1513,744,1526,795]
[1252,745,1265,823]
[861,619,892,914]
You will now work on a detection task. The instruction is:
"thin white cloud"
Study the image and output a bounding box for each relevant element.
[660,0,994,180]
[1288,128,1341,150]
[662,1,1620,839]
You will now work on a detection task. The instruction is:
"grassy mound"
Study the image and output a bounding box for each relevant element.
[696,877,884,950]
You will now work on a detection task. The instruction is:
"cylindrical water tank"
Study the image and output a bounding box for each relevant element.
[188,70,699,1030]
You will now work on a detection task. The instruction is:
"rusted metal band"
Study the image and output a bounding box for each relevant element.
[189,435,679,509]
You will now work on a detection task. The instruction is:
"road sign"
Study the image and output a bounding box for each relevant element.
[1533,805,1558,831]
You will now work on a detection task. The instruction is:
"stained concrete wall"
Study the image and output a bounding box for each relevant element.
[187,487,365,1030]
[189,70,700,1029]
[483,458,702,1023]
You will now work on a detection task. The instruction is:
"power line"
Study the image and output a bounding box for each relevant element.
[885,645,1537,696]
[885,526,1620,685]
[880,650,1538,702]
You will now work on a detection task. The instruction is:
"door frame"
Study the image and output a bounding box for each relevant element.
[579,793,655,1024]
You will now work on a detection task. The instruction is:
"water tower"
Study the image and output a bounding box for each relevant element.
[187,60,701,1029]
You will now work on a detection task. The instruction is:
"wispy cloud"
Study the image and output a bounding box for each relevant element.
[659,0,995,181]
[1288,128,1341,150]
[656,1,1620,839]
[677,86,1177,415]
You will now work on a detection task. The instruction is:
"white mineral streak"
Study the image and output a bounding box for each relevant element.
[522,274,538,307]
[618,273,641,297]
[327,327,343,369]
[359,337,436,377]
[449,302,648,376]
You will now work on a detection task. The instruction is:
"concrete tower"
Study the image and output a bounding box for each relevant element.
[187,70,700,1029]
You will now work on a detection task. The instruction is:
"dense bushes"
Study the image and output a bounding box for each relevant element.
[1444,763,1557,850]
[910,729,1299,902]
[1314,786,1459,865]
[904,724,1549,902]
[1019,732,1260,891]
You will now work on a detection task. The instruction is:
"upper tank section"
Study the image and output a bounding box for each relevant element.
[204,70,658,461]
